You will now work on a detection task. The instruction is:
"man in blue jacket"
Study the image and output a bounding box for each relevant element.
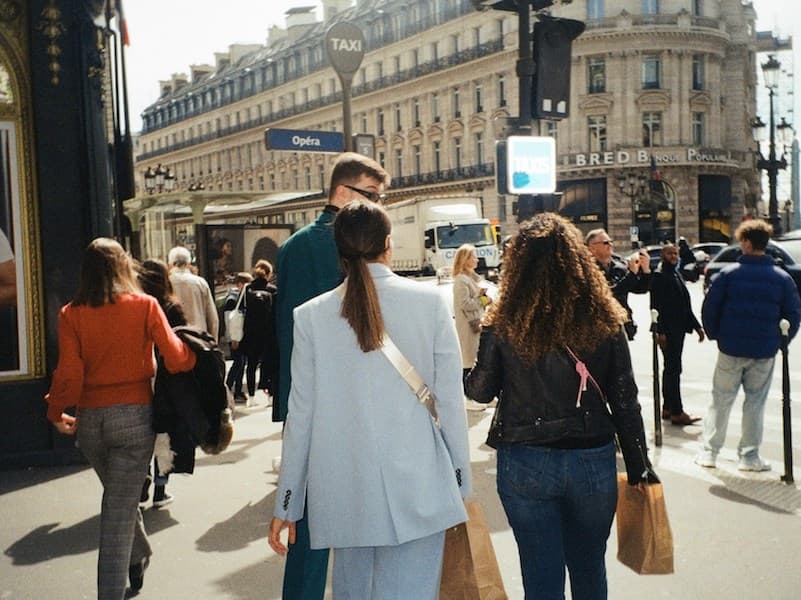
[274,152,390,599]
[697,220,801,471]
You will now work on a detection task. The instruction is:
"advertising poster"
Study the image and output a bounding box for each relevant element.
[0,122,27,375]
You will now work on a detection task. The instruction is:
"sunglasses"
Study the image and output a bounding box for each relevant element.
[344,184,387,204]
[591,239,614,246]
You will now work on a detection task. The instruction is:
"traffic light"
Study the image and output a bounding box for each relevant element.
[532,16,585,120]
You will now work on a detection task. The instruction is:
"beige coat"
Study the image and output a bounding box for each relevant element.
[452,272,485,368]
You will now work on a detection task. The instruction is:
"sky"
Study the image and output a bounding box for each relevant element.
[122,0,800,134]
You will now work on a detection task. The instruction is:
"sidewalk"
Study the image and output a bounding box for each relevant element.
[3,392,801,599]
[3,287,801,598]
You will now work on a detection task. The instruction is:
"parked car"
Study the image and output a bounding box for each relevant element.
[691,242,727,263]
[702,240,801,293]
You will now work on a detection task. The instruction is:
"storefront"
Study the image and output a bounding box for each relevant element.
[556,146,751,246]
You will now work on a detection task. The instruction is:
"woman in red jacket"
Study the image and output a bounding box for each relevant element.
[46,238,196,600]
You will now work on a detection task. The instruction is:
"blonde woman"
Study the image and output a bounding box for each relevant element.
[452,244,491,409]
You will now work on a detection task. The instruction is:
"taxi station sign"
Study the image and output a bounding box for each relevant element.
[505,136,557,195]
[264,128,344,153]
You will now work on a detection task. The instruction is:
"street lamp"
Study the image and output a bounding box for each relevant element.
[154,163,167,193]
[617,171,649,248]
[143,166,156,194]
[753,54,789,235]
[164,168,176,192]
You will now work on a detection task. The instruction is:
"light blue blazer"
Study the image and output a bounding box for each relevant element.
[273,263,471,549]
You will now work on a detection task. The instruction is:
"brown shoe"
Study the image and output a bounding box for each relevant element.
[661,409,671,420]
[670,412,702,426]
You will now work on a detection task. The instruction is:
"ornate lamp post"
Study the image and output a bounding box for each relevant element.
[617,171,649,248]
[143,166,156,194]
[154,163,167,193]
[752,55,791,235]
[164,168,176,192]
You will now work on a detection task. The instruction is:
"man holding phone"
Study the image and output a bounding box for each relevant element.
[586,229,651,340]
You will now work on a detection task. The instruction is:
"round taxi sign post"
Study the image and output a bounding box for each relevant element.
[325,22,365,152]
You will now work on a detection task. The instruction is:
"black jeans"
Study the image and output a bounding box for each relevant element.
[660,331,685,415]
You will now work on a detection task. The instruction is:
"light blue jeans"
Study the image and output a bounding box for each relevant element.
[703,352,775,459]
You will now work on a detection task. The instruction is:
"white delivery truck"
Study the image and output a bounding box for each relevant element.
[384,196,500,278]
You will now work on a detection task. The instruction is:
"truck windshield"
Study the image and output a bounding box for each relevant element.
[436,224,495,249]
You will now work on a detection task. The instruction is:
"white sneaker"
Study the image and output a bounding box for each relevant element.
[738,456,771,472]
[695,450,717,468]
[465,399,486,412]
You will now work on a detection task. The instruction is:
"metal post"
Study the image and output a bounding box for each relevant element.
[517,2,533,125]
[768,89,782,236]
[341,76,353,152]
[651,308,662,447]
[780,319,793,484]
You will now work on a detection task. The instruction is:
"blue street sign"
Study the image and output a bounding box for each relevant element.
[264,128,345,153]
[505,136,556,195]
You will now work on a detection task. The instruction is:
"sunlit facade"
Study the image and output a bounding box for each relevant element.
[136,0,761,244]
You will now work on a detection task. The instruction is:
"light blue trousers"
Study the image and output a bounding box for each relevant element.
[332,530,445,600]
[703,352,775,459]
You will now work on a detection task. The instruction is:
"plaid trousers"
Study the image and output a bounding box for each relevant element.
[77,404,155,600]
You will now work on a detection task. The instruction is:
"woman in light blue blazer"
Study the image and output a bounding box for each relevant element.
[269,200,472,599]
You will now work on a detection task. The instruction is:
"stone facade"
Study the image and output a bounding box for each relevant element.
[135,0,759,244]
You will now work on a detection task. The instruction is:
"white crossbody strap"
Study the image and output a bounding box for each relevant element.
[380,334,441,429]
[334,283,441,428]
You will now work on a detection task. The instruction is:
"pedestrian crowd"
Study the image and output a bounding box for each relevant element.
[43,151,800,600]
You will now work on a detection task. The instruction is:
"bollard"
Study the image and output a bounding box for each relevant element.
[651,309,662,447]
[779,319,793,484]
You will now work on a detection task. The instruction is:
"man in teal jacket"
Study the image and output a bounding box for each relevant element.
[274,152,390,599]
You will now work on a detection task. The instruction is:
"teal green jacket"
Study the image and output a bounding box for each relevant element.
[275,207,342,421]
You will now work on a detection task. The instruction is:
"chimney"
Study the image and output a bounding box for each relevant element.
[267,24,287,47]
[229,43,263,64]
[214,52,231,72]
[285,6,317,42]
[158,80,173,98]
[322,0,352,22]
[171,73,189,91]
[190,64,214,83]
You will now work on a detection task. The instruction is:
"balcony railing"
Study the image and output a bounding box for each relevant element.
[137,40,506,162]
[142,0,477,134]
[392,163,495,190]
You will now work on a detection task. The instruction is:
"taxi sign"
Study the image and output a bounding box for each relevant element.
[506,136,556,195]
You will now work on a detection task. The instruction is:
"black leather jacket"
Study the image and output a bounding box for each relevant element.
[466,327,656,484]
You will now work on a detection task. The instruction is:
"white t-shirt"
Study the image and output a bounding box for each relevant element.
[0,229,12,263]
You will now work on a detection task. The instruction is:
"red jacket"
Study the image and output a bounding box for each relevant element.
[46,293,196,423]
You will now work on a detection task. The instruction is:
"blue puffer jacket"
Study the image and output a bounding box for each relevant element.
[702,255,801,358]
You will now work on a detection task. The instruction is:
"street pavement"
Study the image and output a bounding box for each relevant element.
[2,281,801,599]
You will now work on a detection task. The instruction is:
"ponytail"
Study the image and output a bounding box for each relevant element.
[341,257,385,352]
[334,200,392,353]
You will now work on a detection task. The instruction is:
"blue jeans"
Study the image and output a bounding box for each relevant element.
[703,352,775,459]
[497,442,617,600]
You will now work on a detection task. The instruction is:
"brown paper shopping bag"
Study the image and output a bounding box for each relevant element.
[616,473,674,574]
[439,501,508,600]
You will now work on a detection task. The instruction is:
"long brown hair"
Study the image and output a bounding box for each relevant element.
[72,238,140,307]
[334,201,391,352]
[485,213,626,362]
[137,258,177,309]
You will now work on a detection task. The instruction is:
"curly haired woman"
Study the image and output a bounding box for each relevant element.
[466,213,658,600]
